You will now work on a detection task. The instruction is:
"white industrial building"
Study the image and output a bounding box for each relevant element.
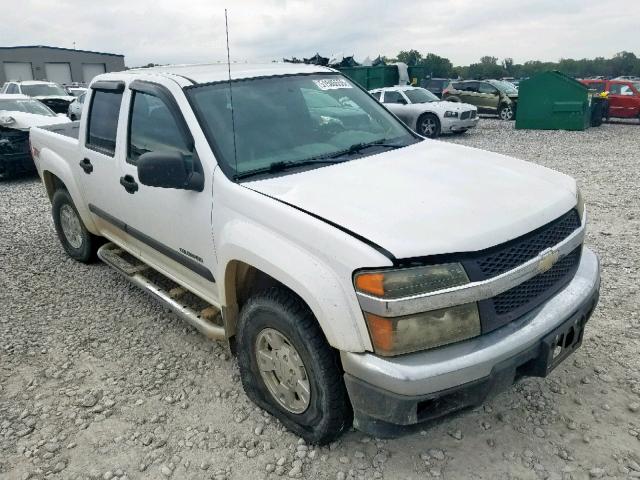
[0,45,125,85]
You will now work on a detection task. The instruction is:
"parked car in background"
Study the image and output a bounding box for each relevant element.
[370,86,478,138]
[1,80,76,114]
[67,92,86,120]
[421,78,453,98]
[443,79,519,120]
[580,79,640,120]
[0,94,70,179]
[67,87,88,98]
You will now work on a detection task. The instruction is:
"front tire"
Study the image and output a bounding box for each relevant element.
[417,113,441,139]
[236,287,352,444]
[52,189,100,263]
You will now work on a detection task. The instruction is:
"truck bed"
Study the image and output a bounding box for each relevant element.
[30,121,81,174]
[40,121,80,140]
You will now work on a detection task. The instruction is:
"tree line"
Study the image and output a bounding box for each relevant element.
[392,50,640,79]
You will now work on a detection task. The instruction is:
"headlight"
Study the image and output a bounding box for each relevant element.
[355,264,481,356]
[355,263,469,299]
[576,186,585,221]
[364,304,480,356]
[444,111,458,118]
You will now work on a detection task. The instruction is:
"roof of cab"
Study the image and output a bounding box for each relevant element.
[124,63,336,84]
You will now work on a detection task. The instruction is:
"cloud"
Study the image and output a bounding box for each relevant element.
[0,0,636,67]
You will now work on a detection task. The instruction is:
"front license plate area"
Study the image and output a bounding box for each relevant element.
[540,314,587,374]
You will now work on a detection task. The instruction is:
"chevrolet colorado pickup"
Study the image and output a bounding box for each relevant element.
[30,63,601,443]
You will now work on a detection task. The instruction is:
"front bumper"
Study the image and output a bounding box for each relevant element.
[341,247,600,436]
[442,116,479,132]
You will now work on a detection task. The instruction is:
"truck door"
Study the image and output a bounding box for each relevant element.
[114,80,219,305]
[608,82,639,118]
[78,81,131,247]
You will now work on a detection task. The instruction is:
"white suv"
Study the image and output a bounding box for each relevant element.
[1,80,75,114]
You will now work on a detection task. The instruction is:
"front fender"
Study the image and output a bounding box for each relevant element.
[217,218,372,352]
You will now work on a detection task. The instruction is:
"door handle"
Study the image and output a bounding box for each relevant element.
[79,158,93,174]
[119,174,139,194]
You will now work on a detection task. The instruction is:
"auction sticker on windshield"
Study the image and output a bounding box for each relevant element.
[313,79,353,90]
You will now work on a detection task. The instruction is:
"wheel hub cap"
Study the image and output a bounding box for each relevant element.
[59,204,83,249]
[255,328,310,414]
[422,119,436,135]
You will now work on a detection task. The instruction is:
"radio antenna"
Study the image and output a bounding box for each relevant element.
[225,9,238,179]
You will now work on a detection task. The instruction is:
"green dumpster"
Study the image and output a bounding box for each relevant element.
[515,71,591,131]
[338,66,398,90]
[407,66,428,86]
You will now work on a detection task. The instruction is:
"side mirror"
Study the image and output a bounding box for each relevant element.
[397,98,407,105]
[137,151,204,191]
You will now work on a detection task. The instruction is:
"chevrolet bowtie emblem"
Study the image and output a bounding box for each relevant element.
[537,249,560,273]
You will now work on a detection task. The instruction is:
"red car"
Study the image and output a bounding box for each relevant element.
[580,79,640,120]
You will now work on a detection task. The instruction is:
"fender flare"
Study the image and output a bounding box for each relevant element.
[217,220,372,353]
[39,148,98,234]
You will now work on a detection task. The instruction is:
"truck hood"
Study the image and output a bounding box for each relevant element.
[245,140,577,260]
[0,111,71,131]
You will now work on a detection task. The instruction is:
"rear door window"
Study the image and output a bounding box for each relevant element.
[86,89,123,156]
[382,91,405,104]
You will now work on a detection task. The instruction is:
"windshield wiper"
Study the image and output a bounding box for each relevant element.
[235,139,405,181]
[326,138,404,159]
[235,157,350,180]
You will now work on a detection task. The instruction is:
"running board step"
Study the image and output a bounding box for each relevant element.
[97,243,225,340]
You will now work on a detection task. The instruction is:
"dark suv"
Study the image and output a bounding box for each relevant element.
[443,79,518,120]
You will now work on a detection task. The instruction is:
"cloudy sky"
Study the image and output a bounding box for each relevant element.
[1,0,636,67]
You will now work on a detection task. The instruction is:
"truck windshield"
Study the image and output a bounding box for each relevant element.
[0,98,56,116]
[21,84,68,97]
[187,74,418,180]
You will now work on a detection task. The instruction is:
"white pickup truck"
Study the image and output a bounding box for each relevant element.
[30,63,600,443]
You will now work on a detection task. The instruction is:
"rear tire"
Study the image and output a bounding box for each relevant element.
[498,104,514,121]
[52,189,101,263]
[417,113,441,139]
[236,287,352,444]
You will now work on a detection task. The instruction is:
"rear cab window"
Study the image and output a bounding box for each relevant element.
[86,88,124,156]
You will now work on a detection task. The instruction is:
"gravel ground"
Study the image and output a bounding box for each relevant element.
[1,118,639,480]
